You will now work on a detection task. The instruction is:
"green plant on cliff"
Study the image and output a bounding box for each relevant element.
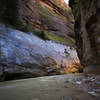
[0,0,30,32]
[73,0,91,16]
[82,0,91,10]
[45,31,75,45]
[73,0,81,16]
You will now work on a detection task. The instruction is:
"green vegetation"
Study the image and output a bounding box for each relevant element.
[4,21,34,32]
[30,28,75,45]
[1,18,75,45]
[73,0,91,16]
[0,0,75,45]
[45,31,75,45]
[73,0,81,16]
[82,0,91,9]
[33,29,49,40]
[38,2,69,24]
[0,0,29,32]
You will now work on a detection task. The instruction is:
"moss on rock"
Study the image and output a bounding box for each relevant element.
[45,31,75,45]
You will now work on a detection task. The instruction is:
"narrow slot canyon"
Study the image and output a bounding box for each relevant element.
[0,0,100,100]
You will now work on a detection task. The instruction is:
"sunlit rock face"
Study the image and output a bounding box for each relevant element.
[69,0,100,73]
[0,0,83,81]
[0,0,75,46]
[0,23,82,81]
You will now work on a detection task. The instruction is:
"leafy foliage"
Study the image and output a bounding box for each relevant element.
[73,0,91,16]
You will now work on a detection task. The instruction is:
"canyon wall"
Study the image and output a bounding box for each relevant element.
[0,0,75,45]
[0,23,82,81]
[69,0,100,73]
[0,0,84,81]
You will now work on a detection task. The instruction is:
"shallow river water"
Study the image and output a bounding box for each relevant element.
[0,74,96,100]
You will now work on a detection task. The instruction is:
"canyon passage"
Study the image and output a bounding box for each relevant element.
[0,0,100,100]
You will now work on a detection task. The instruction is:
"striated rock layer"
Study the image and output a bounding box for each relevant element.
[69,0,100,73]
[0,0,83,81]
[0,0,75,45]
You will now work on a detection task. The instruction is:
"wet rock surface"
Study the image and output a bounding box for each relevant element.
[0,74,99,100]
[74,74,100,97]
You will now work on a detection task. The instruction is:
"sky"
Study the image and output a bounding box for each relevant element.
[64,0,69,4]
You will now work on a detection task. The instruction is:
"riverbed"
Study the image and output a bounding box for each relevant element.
[0,74,98,100]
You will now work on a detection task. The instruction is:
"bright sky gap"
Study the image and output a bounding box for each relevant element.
[64,0,69,4]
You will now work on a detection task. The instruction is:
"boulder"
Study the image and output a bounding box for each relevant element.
[0,23,83,81]
[0,23,57,81]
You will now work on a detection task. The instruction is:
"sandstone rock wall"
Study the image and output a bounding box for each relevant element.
[0,0,84,81]
[0,23,56,81]
[0,0,75,45]
[0,23,82,81]
[69,0,100,73]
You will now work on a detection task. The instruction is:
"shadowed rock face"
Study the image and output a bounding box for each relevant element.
[69,0,100,73]
[0,0,75,45]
